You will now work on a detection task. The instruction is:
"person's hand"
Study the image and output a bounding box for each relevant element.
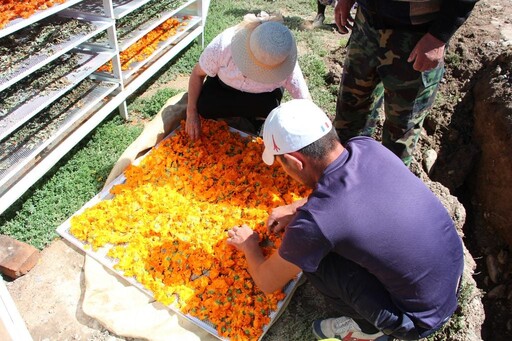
[408,33,446,72]
[186,110,201,140]
[334,0,356,34]
[267,204,298,234]
[227,225,259,252]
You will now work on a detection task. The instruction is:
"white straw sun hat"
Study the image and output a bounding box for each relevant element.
[262,99,333,165]
[231,16,298,84]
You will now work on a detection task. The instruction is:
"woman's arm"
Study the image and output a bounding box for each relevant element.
[186,63,208,140]
[284,63,312,100]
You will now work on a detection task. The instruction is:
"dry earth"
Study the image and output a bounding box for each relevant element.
[5,0,512,340]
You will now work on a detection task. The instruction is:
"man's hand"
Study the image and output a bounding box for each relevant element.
[334,0,356,34]
[227,225,259,252]
[266,198,307,234]
[267,205,296,234]
[408,33,446,72]
[226,224,301,294]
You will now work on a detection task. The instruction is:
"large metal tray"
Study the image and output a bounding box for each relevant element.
[56,126,302,340]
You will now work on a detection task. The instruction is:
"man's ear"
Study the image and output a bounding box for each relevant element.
[283,152,304,171]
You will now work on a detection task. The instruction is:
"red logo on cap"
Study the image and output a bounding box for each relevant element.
[272,135,280,152]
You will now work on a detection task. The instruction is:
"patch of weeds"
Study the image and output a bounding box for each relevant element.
[129,88,182,119]
[299,53,337,112]
[311,88,337,118]
[433,91,447,109]
[296,30,329,58]
[338,36,349,47]
[300,54,327,88]
[446,52,462,68]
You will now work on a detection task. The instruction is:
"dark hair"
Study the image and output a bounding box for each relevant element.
[298,127,340,160]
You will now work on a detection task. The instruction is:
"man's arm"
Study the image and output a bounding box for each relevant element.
[428,0,479,44]
[227,225,301,294]
[408,0,479,72]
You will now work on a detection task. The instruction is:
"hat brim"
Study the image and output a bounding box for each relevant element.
[231,27,297,84]
[262,146,275,165]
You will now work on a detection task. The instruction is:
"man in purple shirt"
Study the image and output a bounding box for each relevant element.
[227,99,463,341]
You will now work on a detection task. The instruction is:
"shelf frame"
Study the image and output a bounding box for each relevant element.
[0,13,115,93]
[0,81,119,193]
[0,47,117,141]
[0,0,86,39]
[0,0,210,215]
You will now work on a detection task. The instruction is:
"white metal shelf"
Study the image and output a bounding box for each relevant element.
[0,0,86,39]
[0,12,114,93]
[0,0,209,215]
[121,16,201,79]
[0,80,119,193]
[0,48,117,141]
[0,279,33,341]
[124,24,202,87]
[68,0,185,19]
[113,0,159,19]
[0,81,123,214]
[117,0,199,51]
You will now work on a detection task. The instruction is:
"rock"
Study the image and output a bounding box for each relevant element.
[422,149,438,174]
[487,284,507,299]
[0,235,40,279]
[486,254,500,283]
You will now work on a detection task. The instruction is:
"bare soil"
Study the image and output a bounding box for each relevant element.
[5,0,512,340]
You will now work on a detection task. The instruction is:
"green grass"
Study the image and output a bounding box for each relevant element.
[0,0,336,250]
[0,116,142,249]
[129,88,183,118]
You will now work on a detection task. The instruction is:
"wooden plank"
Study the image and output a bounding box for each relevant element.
[0,279,33,341]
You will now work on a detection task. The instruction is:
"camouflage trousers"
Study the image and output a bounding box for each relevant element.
[334,8,445,166]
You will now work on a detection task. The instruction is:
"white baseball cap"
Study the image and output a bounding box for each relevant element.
[262,99,333,165]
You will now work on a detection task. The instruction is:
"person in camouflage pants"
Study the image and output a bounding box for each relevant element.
[333,0,478,166]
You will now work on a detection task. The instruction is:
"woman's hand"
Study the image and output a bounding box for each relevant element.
[186,110,201,140]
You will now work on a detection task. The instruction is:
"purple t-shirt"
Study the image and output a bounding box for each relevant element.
[279,136,463,329]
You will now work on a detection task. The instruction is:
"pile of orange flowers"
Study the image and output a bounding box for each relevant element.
[0,0,65,29]
[70,119,310,340]
[98,16,188,72]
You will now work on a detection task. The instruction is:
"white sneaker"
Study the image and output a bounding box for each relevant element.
[312,316,389,341]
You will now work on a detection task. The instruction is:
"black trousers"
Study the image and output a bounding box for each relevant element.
[304,252,449,339]
[197,76,283,120]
